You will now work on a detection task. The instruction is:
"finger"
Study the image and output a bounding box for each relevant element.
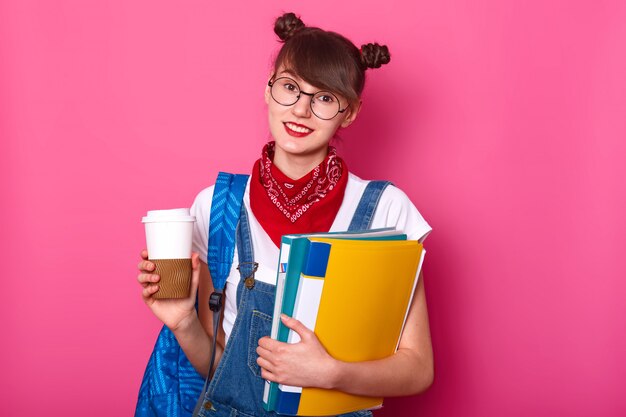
[258,336,279,350]
[142,284,159,299]
[137,273,160,284]
[256,356,275,374]
[256,344,274,361]
[137,260,155,272]
[140,249,149,260]
[281,314,313,341]
[191,252,200,270]
[261,368,278,383]
[188,259,200,301]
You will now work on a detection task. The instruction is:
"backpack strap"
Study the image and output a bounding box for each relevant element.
[347,180,392,231]
[193,172,249,417]
[207,172,249,293]
[205,171,248,342]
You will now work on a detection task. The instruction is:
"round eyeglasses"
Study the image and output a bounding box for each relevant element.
[268,77,348,120]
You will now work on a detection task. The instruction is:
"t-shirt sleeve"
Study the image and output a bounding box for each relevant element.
[189,186,215,264]
[371,185,432,243]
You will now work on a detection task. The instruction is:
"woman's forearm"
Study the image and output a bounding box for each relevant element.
[329,347,434,397]
[259,274,434,396]
[171,314,217,379]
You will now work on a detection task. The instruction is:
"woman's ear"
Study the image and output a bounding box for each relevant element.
[265,72,274,105]
[340,100,362,128]
[264,84,271,105]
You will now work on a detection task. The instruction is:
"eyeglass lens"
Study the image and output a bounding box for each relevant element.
[270,77,342,120]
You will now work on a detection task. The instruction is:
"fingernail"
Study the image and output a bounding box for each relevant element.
[280,314,288,320]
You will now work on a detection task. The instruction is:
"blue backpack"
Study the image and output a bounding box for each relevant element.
[135,173,249,417]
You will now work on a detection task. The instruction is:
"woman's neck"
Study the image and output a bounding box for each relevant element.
[272,147,328,180]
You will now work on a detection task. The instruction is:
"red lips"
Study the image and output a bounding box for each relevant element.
[283,122,313,138]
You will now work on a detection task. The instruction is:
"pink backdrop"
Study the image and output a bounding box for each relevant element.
[2,0,625,416]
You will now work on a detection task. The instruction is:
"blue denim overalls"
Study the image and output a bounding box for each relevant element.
[196,181,390,417]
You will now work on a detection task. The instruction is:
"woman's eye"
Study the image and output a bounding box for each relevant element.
[317,94,335,104]
[283,82,298,92]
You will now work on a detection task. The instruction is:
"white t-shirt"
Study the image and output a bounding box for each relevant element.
[190,172,432,342]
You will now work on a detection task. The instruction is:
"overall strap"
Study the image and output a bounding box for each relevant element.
[235,205,257,302]
[347,180,392,231]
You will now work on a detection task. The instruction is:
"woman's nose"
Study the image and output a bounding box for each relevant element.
[291,95,312,118]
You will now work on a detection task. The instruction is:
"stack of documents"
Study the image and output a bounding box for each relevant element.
[262,229,425,416]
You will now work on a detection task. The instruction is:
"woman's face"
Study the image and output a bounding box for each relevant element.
[265,67,360,162]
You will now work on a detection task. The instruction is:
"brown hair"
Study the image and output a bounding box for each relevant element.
[272,12,390,108]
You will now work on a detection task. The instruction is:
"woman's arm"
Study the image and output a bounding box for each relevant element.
[256,271,434,396]
[138,252,224,379]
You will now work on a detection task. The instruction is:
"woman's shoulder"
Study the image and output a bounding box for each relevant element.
[192,184,216,202]
[189,173,253,222]
[188,178,251,262]
[189,185,215,218]
[193,184,216,200]
[346,172,413,206]
[189,174,251,216]
[347,173,432,242]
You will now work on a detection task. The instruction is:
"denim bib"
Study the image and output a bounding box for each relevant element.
[196,180,390,417]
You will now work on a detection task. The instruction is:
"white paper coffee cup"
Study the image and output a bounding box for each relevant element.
[142,208,196,298]
[142,208,196,260]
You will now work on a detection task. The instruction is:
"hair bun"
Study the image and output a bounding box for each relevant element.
[274,12,305,41]
[360,43,391,69]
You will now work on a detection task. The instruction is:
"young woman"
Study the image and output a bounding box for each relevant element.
[137,12,434,417]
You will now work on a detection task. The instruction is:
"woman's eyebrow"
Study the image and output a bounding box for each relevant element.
[279,68,300,79]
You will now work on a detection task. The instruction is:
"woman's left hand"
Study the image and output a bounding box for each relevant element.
[256,314,337,389]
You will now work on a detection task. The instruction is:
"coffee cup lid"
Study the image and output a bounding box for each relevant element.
[142,208,196,223]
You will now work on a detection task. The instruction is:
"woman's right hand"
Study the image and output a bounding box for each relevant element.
[137,249,201,331]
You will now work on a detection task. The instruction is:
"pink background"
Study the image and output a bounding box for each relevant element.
[1,0,625,416]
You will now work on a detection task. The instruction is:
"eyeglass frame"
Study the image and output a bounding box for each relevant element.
[267,76,349,120]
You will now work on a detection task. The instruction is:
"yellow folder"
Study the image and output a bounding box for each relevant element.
[295,238,424,416]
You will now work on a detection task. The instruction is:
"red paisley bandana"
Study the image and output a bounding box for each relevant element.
[250,142,348,247]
